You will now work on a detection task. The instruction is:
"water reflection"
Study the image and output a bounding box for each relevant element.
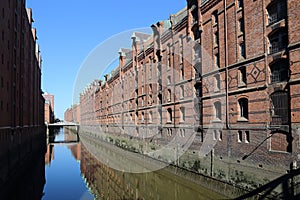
[42,128,94,200]
[80,133,225,200]
[0,130,46,200]
[0,127,225,199]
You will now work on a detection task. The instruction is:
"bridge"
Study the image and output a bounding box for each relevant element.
[46,121,80,133]
[47,121,79,127]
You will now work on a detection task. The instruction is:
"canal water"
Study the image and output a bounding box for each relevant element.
[42,128,225,199]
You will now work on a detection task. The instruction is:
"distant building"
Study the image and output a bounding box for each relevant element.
[64,104,80,123]
[43,93,55,124]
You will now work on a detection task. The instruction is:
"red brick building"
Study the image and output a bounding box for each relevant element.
[68,0,300,190]
[0,0,45,182]
[189,0,300,169]
[64,104,80,123]
[43,92,55,123]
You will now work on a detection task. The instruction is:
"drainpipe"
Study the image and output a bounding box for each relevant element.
[224,0,230,130]
[262,0,270,132]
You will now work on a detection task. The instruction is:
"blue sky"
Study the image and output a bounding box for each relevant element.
[26,0,187,119]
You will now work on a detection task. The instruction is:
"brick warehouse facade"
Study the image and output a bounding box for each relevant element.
[0,0,45,186]
[66,0,300,191]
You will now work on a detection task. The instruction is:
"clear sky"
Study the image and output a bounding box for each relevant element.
[26,0,187,119]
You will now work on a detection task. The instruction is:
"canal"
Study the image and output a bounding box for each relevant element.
[42,127,225,199]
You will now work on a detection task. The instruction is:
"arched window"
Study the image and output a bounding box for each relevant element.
[238,98,249,120]
[270,59,289,83]
[270,91,289,125]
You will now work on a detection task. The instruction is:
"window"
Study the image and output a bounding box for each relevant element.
[180,68,184,80]
[167,89,171,102]
[238,18,244,34]
[167,108,172,123]
[149,64,152,79]
[180,129,185,137]
[268,29,288,54]
[214,31,219,47]
[167,45,171,69]
[141,112,145,123]
[192,6,199,24]
[1,31,4,41]
[238,98,249,120]
[167,75,171,85]
[238,66,247,86]
[180,107,185,123]
[212,11,218,25]
[158,94,162,104]
[270,91,289,125]
[267,0,287,25]
[213,130,222,141]
[180,85,184,99]
[157,65,161,78]
[167,128,173,136]
[214,101,222,120]
[149,94,152,105]
[219,130,222,141]
[149,84,152,94]
[270,59,288,83]
[135,112,138,124]
[214,53,220,68]
[149,111,152,123]
[214,74,220,92]
[238,131,243,142]
[238,0,243,9]
[245,131,250,143]
[239,42,245,59]
[194,46,201,61]
[142,97,144,107]
[213,130,217,140]
[1,54,3,64]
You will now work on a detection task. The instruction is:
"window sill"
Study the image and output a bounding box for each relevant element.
[179,121,185,124]
[237,117,248,122]
[238,82,246,88]
[212,119,222,123]
[237,32,244,38]
[214,89,220,93]
[166,121,172,124]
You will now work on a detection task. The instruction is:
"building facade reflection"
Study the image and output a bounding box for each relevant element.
[80,135,224,200]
